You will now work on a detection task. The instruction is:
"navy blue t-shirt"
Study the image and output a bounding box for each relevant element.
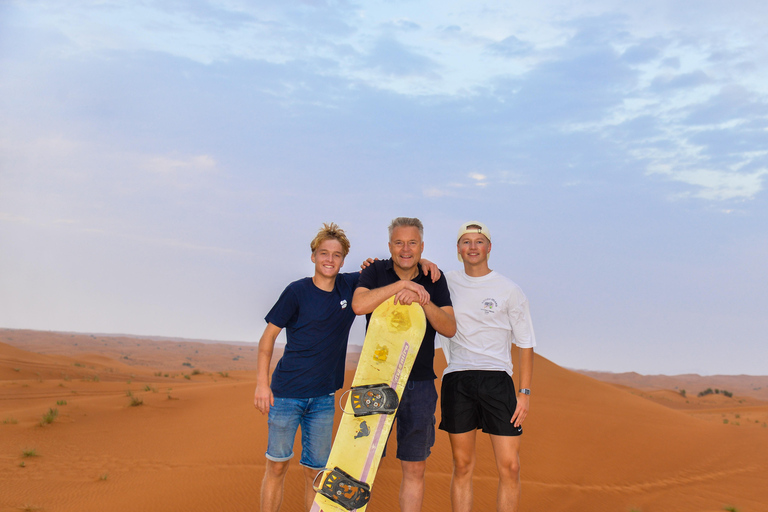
[265,272,359,398]
[357,259,452,381]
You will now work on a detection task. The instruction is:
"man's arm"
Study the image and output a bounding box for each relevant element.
[254,322,283,414]
[423,303,456,338]
[352,281,430,315]
[511,347,534,427]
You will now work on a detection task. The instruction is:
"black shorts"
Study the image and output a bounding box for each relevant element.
[439,370,522,436]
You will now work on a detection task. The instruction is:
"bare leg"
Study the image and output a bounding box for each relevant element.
[303,466,321,511]
[261,459,290,512]
[489,435,521,512]
[448,431,477,512]
[400,459,427,512]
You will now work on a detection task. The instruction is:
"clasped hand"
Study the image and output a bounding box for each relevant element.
[394,281,430,306]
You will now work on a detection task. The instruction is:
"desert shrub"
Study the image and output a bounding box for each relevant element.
[40,408,59,426]
[699,388,733,397]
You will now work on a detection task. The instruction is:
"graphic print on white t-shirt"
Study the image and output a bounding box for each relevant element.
[439,270,536,377]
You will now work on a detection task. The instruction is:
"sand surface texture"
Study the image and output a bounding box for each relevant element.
[2,328,767,512]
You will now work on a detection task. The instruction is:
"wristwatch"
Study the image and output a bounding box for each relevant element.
[519,388,531,395]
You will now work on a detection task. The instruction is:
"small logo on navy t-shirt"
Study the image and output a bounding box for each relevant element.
[340,299,348,309]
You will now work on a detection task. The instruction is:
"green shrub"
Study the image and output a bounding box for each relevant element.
[40,408,59,426]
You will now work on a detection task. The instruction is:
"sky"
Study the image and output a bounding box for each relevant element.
[1,0,767,376]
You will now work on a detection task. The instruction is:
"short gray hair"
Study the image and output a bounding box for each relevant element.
[388,217,424,240]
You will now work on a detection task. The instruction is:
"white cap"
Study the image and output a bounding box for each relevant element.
[456,221,491,262]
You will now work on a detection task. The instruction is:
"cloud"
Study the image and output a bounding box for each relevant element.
[362,36,440,78]
[651,166,768,201]
[469,172,488,186]
[683,85,768,126]
[660,57,681,69]
[421,172,493,198]
[381,18,421,32]
[154,0,259,30]
[423,187,453,197]
[486,35,534,58]
[621,39,666,64]
[421,171,521,198]
[650,70,711,91]
[0,212,33,225]
[143,154,218,174]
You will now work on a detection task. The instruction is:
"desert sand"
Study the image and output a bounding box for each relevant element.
[2,328,767,512]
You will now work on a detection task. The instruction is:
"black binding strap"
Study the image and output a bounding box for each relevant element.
[349,383,399,417]
[316,467,371,510]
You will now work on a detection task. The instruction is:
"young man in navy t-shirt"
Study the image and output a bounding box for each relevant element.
[254,223,358,512]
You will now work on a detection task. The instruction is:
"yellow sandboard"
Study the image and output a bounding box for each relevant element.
[311,298,426,512]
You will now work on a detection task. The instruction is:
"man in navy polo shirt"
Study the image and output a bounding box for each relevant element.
[254,222,358,512]
[352,216,456,512]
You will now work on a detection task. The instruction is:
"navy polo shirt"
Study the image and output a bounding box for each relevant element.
[357,258,452,381]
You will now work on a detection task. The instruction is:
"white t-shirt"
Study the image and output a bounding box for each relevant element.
[440,270,536,377]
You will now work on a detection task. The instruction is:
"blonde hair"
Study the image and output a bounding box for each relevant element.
[310,223,350,257]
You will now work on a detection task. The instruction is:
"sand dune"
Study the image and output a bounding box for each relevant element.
[2,329,767,512]
[576,369,768,402]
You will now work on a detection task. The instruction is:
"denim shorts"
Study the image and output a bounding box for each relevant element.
[384,379,437,462]
[266,394,335,470]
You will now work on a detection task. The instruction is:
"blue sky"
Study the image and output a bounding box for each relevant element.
[1,0,767,375]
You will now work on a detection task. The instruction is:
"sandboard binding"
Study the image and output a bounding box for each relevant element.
[316,466,371,510]
[349,383,399,416]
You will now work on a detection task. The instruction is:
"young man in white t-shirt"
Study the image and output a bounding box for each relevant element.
[439,221,536,512]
